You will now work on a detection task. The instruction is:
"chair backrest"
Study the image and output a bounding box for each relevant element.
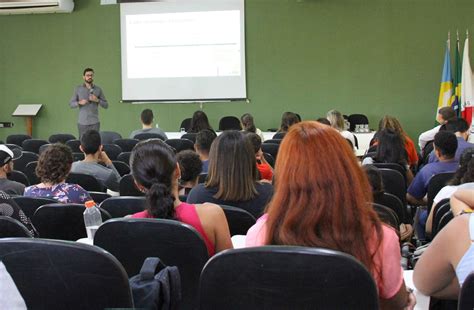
[112,160,131,176]
[219,204,256,236]
[272,132,285,139]
[134,132,166,141]
[119,174,144,196]
[218,116,241,131]
[419,140,435,167]
[198,173,208,184]
[102,143,122,160]
[33,203,111,240]
[117,151,132,165]
[6,134,31,146]
[181,133,197,143]
[199,246,379,310]
[379,168,407,206]
[0,216,32,237]
[38,143,52,155]
[165,139,195,153]
[427,172,455,214]
[374,192,405,224]
[21,139,49,154]
[99,131,122,144]
[0,238,133,309]
[180,118,192,132]
[264,139,282,145]
[48,133,76,144]
[66,172,106,192]
[12,151,38,173]
[88,191,112,204]
[372,203,400,231]
[65,139,81,152]
[437,211,454,235]
[12,196,58,219]
[372,162,407,185]
[113,138,139,152]
[7,170,30,186]
[261,143,279,160]
[99,196,146,218]
[459,272,474,310]
[263,152,275,168]
[24,161,39,185]
[348,114,369,131]
[432,200,451,238]
[94,218,209,310]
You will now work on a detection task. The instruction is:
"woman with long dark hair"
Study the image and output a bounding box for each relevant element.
[246,121,415,308]
[188,110,214,133]
[241,113,264,141]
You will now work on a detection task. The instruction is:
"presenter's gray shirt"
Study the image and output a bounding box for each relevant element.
[69,84,108,125]
[71,161,120,192]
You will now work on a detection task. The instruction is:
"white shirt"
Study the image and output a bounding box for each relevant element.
[418,125,441,150]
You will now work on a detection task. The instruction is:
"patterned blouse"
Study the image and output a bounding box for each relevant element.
[0,191,37,236]
[24,183,91,204]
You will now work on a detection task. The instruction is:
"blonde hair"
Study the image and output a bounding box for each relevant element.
[326,110,346,131]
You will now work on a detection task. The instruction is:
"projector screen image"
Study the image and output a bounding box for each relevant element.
[120,0,246,101]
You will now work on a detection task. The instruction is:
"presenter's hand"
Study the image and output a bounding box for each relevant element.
[78,99,88,106]
[89,94,99,103]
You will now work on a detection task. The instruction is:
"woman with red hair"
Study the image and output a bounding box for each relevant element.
[246,121,415,309]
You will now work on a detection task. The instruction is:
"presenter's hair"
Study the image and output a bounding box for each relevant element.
[434,131,458,158]
[264,121,382,279]
[80,130,101,154]
[326,110,345,131]
[241,113,256,133]
[189,111,213,133]
[130,139,177,219]
[36,143,73,184]
[279,112,299,132]
[141,109,154,125]
[378,115,407,145]
[83,68,94,75]
[206,131,258,201]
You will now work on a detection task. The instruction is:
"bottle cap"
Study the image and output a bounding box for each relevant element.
[85,200,96,208]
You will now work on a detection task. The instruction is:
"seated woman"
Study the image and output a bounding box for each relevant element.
[241,113,265,142]
[414,188,474,299]
[246,121,415,309]
[187,131,273,218]
[130,139,232,256]
[244,132,273,182]
[326,109,356,147]
[176,150,203,197]
[278,112,300,134]
[187,110,214,134]
[24,143,91,204]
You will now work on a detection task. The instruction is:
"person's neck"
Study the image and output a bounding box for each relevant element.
[198,152,209,161]
[142,124,153,129]
[0,172,7,179]
[83,153,100,163]
[438,155,455,162]
[84,82,93,89]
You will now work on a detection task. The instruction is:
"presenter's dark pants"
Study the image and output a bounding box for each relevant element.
[78,123,100,139]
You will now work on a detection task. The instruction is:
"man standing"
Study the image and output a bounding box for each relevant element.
[70,68,108,138]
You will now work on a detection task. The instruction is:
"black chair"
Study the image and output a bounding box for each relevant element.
[0,216,32,237]
[379,168,407,206]
[113,138,139,152]
[66,172,106,192]
[24,161,39,185]
[134,132,166,141]
[220,205,256,236]
[112,160,131,176]
[374,192,406,225]
[263,152,275,168]
[272,132,285,139]
[66,139,81,152]
[94,218,209,310]
[33,203,111,240]
[432,200,451,238]
[12,151,38,173]
[165,139,195,153]
[6,143,23,152]
[38,143,52,155]
[459,272,474,310]
[117,152,132,165]
[181,133,197,143]
[427,172,455,214]
[0,238,133,309]
[99,131,122,144]
[262,143,279,160]
[437,211,454,234]
[119,174,144,196]
[264,139,282,145]
[6,134,31,146]
[7,170,29,186]
[48,133,76,144]
[180,118,192,132]
[419,140,435,167]
[72,152,85,161]
[199,246,379,310]
[22,139,49,154]
[88,191,111,204]
[99,196,146,218]
[373,203,400,231]
[102,143,122,160]
[348,114,369,132]
[12,196,58,219]
[198,173,208,183]
[218,116,241,131]
[372,163,408,185]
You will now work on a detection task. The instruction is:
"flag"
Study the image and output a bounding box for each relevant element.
[437,39,453,116]
[461,37,474,126]
[452,36,462,117]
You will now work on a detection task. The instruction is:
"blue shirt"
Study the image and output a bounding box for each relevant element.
[428,137,474,163]
[201,160,209,173]
[407,160,458,199]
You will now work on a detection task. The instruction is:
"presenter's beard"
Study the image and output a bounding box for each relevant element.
[85,78,93,84]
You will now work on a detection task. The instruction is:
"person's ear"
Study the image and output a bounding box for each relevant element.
[79,145,84,153]
[175,163,182,180]
[133,179,146,193]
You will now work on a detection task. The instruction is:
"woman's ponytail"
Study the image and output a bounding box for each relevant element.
[147,182,176,219]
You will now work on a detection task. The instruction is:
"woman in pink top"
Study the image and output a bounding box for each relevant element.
[245,121,415,309]
[129,139,232,256]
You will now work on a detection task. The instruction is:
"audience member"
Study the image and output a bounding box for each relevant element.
[24,143,91,204]
[129,109,168,140]
[129,139,232,256]
[316,117,331,126]
[71,130,121,192]
[246,121,415,309]
[187,131,273,218]
[244,132,273,181]
[0,145,25,195]
[418,106,456,150]
[0,191,37,236]
[177,150,203,196]
[326,109,356,147]
[194,129,217,173]
[241,113,265,141]
[188,110,214,133]
[278,112,300,133]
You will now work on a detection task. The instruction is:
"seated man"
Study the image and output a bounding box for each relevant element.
[418,106,456,150]
[194,129,217,173]
[129,109,167,140]
[0,145,25,196]
[427,118,473,163]
[71,130,121,192]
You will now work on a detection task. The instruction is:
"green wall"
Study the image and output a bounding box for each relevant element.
[1,0,473,145]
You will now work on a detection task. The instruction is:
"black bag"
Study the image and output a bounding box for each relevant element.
[129,257,181,310]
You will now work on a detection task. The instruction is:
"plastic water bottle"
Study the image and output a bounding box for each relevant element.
[83,200,102,240]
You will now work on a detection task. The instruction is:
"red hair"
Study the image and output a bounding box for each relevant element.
[265,121,383,277]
